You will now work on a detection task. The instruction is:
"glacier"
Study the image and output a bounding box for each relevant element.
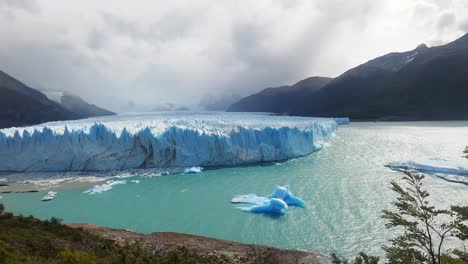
[333,117,350,125]
[0,112,340,172]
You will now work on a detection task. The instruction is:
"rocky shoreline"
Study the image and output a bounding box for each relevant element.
[67,223,331,264]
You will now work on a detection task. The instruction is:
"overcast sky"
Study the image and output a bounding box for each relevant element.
[0,0,467,112]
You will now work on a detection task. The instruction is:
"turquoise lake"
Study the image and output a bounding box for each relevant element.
[1,122,468,258]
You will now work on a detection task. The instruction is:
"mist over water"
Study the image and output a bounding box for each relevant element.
[2,121,468,258]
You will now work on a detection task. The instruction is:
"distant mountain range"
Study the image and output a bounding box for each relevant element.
[0,71,115,129]
[228,33,468,121]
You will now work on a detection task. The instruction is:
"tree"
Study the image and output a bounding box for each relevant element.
[382,171,468,264]
[331,252,380,264]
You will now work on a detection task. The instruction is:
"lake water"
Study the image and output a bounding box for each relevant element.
[1,121,468,258]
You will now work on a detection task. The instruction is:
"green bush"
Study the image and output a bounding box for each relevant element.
[56,249,97,264]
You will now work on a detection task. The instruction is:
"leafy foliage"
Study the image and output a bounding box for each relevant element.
[381,171,468,264]
[331,252,380,264]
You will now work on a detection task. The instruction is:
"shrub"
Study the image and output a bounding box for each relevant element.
[56,249,97,264]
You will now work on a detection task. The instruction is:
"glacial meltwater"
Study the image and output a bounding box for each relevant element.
[1,121,468,258]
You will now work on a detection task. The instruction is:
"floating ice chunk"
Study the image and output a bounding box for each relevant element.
[266,185,305,207]
[84,180,126,194]
[232,185,305,207]
[239,198,288,214]
[232,185,305,214]
[184,167,203,174]
[386,158,468,176]
[387,158,468,184]
[41,191,57,201]
[231,194,270,204]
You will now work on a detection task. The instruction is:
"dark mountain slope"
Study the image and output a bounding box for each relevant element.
[228,76,332,113]
[0,71,114,129]
[0,86,77,129]
[229,33,468,120]
[60,93,115,118]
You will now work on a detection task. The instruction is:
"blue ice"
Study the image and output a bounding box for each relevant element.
[231,185,305,214]
[238,198,288,214]
[266,185,305,207]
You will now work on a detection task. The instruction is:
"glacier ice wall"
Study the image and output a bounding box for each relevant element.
[0,113,338,172]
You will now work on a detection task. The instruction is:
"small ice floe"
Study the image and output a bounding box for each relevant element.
[130,180,140,184]
[84,180,126,194]
[386,158,468,184]
[184,166,203,174]
[41,191,57,201]
[232,185,305,215]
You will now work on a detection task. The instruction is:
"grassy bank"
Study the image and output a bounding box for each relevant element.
[0,204,218,264]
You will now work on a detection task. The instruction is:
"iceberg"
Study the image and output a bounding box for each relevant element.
[184,166,203,174]
[0,113,338,172]
[238,198,288,214]
[386,158,468,184]
[232,185,305,214]
[266,185,305,207]
[231,194,270,204]
[232,185,305,207]
[41,191,57,201]
[386,158,468,176]
[84,180,126,194]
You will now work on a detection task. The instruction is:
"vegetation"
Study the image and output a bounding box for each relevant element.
[382,171,468,264]
[0,206,219,264]
[331,252,380,264]
[333,147,468,264]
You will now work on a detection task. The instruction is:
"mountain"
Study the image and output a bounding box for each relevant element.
[40,90,115,118]
[228,77,332,113]
[0,71,114,129]
[228,33,468,120]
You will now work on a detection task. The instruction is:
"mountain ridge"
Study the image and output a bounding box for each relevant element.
[228,33,468,120]
[0,71,115,129]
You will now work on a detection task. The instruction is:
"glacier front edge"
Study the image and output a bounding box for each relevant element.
[0,113,339,172]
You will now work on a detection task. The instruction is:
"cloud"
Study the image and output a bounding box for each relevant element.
[461,19,468,31]
[0,0,39,14]
[0,0,467,112]
[437,12,456,30]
